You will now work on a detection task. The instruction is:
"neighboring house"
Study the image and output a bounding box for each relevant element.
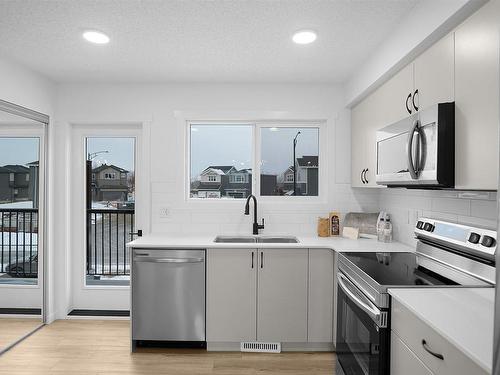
[223,168,252,198]
[0,164,31,203]
[278,155,318,196]
[190,166,235,198]
[191,165,253,198]
[92,164,129,201]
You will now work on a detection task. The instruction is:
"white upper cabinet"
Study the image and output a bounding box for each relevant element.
[351,86,385,188]
[414,33,455,110]
[377,63,415,124]
[454,0,499,190]
[351,1,499,190]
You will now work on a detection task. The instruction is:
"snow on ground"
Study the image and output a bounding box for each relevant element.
[0,201,34,208]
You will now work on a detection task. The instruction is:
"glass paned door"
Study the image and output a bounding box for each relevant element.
[0,137,40,286]
[85,137,135,286]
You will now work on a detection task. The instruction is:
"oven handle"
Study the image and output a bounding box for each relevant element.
[337,273,382,325]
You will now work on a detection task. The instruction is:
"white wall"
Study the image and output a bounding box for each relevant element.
[379,189,497,247]
[0,55,55,312]
[52,83,379,314]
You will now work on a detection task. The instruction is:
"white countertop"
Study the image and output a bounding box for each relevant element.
[127,233,414,253]
[389,287,494,374]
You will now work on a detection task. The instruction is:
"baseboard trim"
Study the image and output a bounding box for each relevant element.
[207,341,334,352]
[68,309,130,317]
[0,308,41,315]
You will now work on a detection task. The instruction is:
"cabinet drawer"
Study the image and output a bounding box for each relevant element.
[391,333,434,375]
[391,299,487,375]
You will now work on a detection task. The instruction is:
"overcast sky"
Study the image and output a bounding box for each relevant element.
[0,138,39,166]
[190,125,318,177]
[87,137,135,172]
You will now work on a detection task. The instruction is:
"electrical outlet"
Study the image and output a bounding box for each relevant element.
[159,207,169,218]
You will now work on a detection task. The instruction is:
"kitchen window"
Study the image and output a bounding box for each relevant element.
[188,122,322,199]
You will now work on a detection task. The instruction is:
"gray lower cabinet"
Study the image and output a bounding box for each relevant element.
[257,248,308,342]
[308,249,334,343]
[206,248,257,342]
[391,333,433,375]
[206,248,334,347]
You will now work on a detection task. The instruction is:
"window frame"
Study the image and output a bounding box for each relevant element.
[185,120,326,203]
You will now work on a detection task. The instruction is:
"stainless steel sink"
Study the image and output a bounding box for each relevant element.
[213,236,257,243]
[213,235,299,243]
[257,236,299,243]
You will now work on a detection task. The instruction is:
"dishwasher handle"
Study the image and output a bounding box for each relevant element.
[134,257,204,264]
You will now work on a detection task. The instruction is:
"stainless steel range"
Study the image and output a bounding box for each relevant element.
[336,218,497,375]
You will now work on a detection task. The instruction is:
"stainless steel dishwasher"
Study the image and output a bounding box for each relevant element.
[131,248,206,348]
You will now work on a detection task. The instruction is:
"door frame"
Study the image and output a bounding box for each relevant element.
[68,122,150,312]
[0,99,49,348]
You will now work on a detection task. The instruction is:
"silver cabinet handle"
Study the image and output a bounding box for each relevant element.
[422,340,444,360]
[407,119,421,179]
[337,273,384,327]
[134,257,203,263]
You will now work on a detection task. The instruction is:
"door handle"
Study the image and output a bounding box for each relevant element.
[251,251,254,269]
[129,230,143,237]
[412,89,419,111]
[260,251,264,269]
[405,92,413,114]
[363,168,369,184]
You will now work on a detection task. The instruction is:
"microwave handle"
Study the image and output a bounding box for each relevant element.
[407,119,421,179]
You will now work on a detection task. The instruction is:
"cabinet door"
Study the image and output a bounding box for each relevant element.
[363,88,385,187]
[414,33,455,110]
[376,63,414,124]
[308,249,334,343]
[206,248,257,342]
[257,249,308,342]
[391,333,434,375]
[454,0,500,190]
[351,102,367,187]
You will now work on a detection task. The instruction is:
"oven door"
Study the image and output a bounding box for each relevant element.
[336,272,389,375]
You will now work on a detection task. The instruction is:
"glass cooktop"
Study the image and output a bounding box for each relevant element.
[340,252,458,287]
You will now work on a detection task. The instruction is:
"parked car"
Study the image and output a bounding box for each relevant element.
[5,254,38,278]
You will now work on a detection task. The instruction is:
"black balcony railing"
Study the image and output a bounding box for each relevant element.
[86,209,134,276]
[0,208,38,278]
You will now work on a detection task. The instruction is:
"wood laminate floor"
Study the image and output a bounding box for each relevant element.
[0,318,42,350]
[0,320,336,375]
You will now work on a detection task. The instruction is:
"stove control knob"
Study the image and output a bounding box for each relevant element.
[481,235,496,248]
[423,223,434,232]
[416,221,424,229]
[468,232,481,244]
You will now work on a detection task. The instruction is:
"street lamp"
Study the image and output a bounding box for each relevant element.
[88,150,109,161]
[293,131,301,196]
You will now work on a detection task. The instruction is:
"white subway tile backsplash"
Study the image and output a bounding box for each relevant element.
[431,197,470,216]
[382,189,497,246]
[470,200,498,220]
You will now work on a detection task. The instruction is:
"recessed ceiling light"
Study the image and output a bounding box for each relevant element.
[292,30,317,45]
[83,30,110,45]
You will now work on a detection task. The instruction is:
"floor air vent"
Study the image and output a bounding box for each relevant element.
[240,342,281,353]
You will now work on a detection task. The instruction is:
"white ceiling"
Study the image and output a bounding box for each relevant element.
[0,0,420,84]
